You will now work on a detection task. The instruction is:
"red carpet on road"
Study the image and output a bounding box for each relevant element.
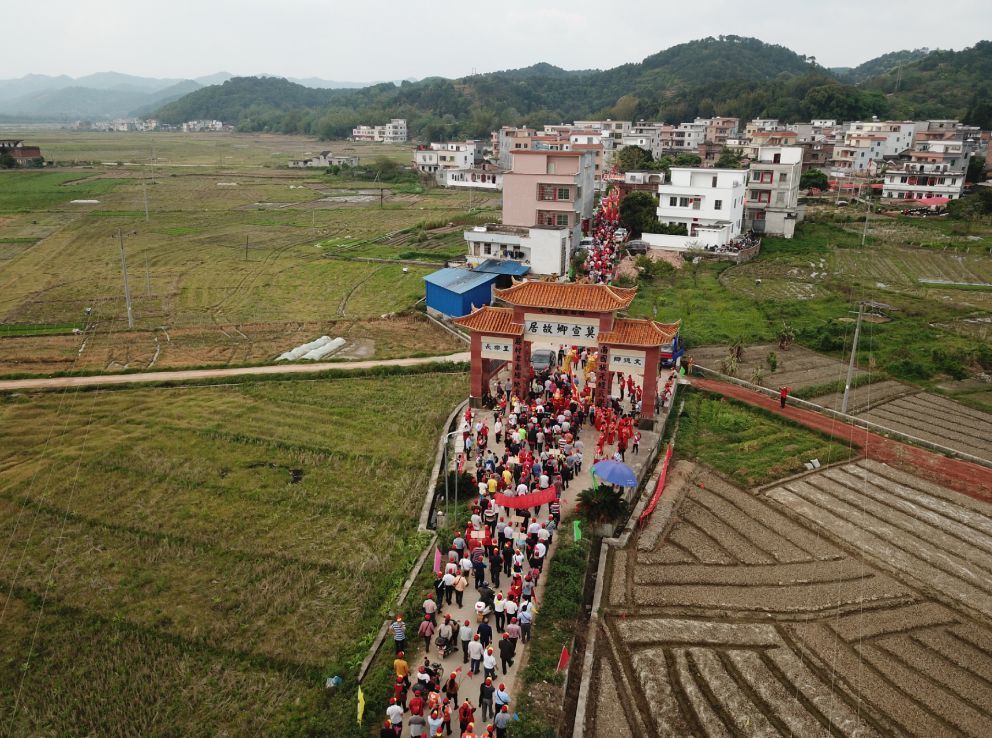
[693,378,992,503]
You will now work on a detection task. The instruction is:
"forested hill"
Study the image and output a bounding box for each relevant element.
[832,48,932,83]
[155,36,992,140]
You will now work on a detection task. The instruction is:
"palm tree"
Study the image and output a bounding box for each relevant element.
[577,486,626,524]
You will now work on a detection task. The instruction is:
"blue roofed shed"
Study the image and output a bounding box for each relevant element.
[471,259,530,288]
[424,268,499,318]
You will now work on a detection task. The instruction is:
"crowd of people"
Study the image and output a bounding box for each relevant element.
[379,351,653,737]
[581,186,624,284]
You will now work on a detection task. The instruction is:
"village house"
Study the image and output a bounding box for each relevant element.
[643,166,747,249]
[744,146,803,238]
[882,123,973,202]
[351,118,407,143]
[288,151,359,168]
[0,140,44,168]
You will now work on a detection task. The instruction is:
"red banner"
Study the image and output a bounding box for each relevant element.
[495,487,558,510]
[638,443,673,527]
[556,645,570,672]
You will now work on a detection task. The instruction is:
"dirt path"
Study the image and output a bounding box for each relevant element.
[693,377,992,502]
[0,352,471,391]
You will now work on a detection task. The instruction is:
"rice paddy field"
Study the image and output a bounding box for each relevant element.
[0,132,496,374]
[0,370,467,736]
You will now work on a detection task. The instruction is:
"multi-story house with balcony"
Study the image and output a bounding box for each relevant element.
[645,167,748,248]
[744,146,803,238]
[882,129,971,202]
[672,121,708,151]
[493,127,536,169]
[703,117,740,144]
[413,141,482,175]
[829,120,922,175]
[351,118,407,143]
[467,149,596,275]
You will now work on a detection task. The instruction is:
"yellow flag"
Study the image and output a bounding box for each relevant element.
[357,685,365,725]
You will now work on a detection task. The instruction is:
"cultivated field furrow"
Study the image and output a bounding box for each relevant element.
[768,482,992,617]
[829,601,957,641]
[763,643,879,737]
[688,647,781,737]
[588,647,636,737]
[915,629,992,684]
[678,499,775,564]
[667,519,738,564]
[633,558,865,586]
[792,622,952,737]
[633,577,906,612]
[725,649,836,738]
[689,487,799,562]
[821,467,992,557]
[672,649,735,738]
[874,635,992,711]
[858,395,992,460]
[859,641,990,736]
[616,618,781,647]
[808,470,992,572]
[869,398,988,445]
[855,459,992,530]
[629,649,683,737]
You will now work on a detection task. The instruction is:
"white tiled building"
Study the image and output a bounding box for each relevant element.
[882,126,972,202]
[645,167,748,248]
[351,118,407,143]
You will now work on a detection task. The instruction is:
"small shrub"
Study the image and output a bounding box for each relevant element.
[766,351,778,373]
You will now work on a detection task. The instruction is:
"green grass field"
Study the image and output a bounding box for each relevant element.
[678,390,855,487]
[0,370,467,736]
[632,218,992,389]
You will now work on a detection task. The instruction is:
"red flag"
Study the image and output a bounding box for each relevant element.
[556,646,570,672]
[433,547,442,576]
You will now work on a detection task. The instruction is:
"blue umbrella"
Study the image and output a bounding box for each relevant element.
[591,460,638,487]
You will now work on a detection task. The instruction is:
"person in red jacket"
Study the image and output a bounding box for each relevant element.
[779,386,791,409]
[458,698,476,733]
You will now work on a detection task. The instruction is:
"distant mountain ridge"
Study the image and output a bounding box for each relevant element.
[151,36,992,140]
[0,72,410,119]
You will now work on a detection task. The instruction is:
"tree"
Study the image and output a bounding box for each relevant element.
[714,148,743,168]
[619,192,661,237]
[577,486,626,524]
[673,153,702,167]
[966,156,987,184]
[800,169,829,191]
[615,145,653,172]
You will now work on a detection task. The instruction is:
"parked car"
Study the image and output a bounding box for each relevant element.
[626,239,650,255]
[531,348,558,374]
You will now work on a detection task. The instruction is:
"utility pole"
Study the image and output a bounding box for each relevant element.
[144,254,152,298]
[118,229,135,329]
[861,197,871,246]
[841,302,865,414]
[142,175,150,222]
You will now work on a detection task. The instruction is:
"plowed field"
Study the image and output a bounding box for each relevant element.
[587,459,992,737]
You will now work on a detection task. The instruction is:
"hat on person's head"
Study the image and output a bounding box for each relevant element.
[487,647,494,654]
[485,677,492,685]
[396,615,403,622]
[398,650,404,657]
[502,633,509,639]
[501,705,509,712]
[511,617,517,623]
[465,619,470,626]
[389,697,396,704]
[499,683,506,690]
[473,634,480,640]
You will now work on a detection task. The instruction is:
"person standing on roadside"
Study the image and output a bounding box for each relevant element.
[779,386,790,409]
[391,616,407,654]
[419,615,435,653]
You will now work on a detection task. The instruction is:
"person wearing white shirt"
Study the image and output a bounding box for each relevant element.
[538,473,549,489]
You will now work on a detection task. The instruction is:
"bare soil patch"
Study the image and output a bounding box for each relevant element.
[689,342,865,391]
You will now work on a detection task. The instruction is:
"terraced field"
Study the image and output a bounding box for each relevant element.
[587,459,992,737]
[689,342,865,391]
[856,392,992,462]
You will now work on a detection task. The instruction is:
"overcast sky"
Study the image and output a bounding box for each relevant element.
[4,0,989,81]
